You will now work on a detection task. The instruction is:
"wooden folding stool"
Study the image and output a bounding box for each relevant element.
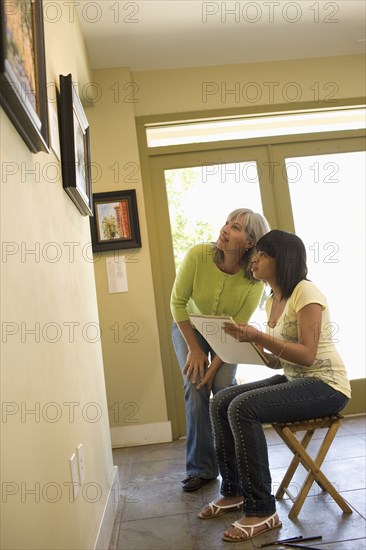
[272,415,353,519]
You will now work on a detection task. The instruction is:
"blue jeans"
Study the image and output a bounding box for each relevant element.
[210,374,349,516]
[172,322,237,478]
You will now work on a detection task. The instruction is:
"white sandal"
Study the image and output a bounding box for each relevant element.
[222,512,282,542]
[198,500,244,519]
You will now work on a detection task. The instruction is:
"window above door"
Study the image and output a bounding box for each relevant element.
[146,107,366,147]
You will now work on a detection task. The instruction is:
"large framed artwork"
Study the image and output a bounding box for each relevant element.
[90,190,142,252]
[57,73,93,216]
[0,0,49,153]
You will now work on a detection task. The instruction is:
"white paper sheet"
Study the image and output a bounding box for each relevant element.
[189,314,268,365]
[106,257,128,293]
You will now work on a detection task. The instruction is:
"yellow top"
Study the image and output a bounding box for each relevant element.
[265,280,351,399]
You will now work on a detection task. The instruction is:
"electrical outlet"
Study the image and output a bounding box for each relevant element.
[69,453,80,499]
[76,443,86,483]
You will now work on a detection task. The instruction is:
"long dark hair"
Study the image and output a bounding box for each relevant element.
[255,230,308,298]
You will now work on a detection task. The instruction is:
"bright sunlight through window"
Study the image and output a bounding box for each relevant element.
[147,107,365,147]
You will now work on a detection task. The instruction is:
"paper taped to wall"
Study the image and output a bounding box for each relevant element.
[106,257,128,293]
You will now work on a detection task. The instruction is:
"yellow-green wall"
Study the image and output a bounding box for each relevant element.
[132,55,365,115]
[1,7,116,550]
[86,68,170,447]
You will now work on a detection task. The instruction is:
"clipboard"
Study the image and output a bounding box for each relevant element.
[189,314,269,365]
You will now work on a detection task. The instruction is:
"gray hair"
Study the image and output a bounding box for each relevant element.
[214,208,270,279]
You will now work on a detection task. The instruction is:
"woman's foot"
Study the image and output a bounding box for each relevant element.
[181,475,214,492]
[223,512,281,542]
[198,496,244,519]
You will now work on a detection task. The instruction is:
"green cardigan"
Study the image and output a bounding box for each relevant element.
[170,243,264,324]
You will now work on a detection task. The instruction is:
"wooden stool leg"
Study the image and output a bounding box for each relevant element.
[313,420,339,491]
[304,421,352,515]
[274,427,314,500]
[281,425,353,519]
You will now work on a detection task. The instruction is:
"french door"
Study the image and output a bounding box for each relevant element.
[271,139,365,382]
[144,133,365,436]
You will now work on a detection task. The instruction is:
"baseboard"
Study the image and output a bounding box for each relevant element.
[342,378,366,415]
[110,421,172,448]
[93,466,119,550]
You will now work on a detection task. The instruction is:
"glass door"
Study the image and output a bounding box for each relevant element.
[163,158,273,384]
[148,146,277,434]
[272,139,365,380]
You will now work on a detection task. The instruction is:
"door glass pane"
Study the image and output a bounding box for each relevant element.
[165,162,263,268]
[165,161,270,383]
[286,151,365,380]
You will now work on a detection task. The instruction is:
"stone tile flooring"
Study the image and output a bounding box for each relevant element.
[110,415,366,549]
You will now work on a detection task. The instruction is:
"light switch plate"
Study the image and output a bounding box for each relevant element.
[76,443,86,483]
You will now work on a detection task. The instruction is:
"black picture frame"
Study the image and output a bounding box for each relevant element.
[57,73,93,216]
[0,0,49,153]
[90,190,142,252]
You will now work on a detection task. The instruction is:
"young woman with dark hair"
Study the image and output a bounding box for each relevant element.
[198,230,351,541]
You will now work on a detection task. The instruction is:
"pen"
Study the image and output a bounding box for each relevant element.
[258,535,322,548]
[281,544,322,550]
[259,536,304,547]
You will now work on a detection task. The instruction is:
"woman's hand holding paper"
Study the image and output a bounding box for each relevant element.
[223,322,261,343]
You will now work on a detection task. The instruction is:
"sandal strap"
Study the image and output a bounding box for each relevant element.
[231,521,250,537]
[231,513,278,537]
[209,500,244,515]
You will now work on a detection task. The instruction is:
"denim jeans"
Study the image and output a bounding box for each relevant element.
[210,374,349,516]
[172,322,237,478]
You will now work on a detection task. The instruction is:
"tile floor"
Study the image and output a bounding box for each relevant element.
[109,415,365,550]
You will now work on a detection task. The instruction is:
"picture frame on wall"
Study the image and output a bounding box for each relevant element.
[90,190,142,252]
[57,73,93,216]
[0,0,50,153]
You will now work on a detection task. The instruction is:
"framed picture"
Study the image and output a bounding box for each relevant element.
[90,190,142,252]
[57,73,93,216]
[0,0,49,153]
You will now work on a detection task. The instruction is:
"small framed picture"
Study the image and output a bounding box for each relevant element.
[0,0,49,153]
[57,73,93,216]
[90,190,142,252]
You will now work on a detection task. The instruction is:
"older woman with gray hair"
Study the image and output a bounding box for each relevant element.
[170,208,270,492]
